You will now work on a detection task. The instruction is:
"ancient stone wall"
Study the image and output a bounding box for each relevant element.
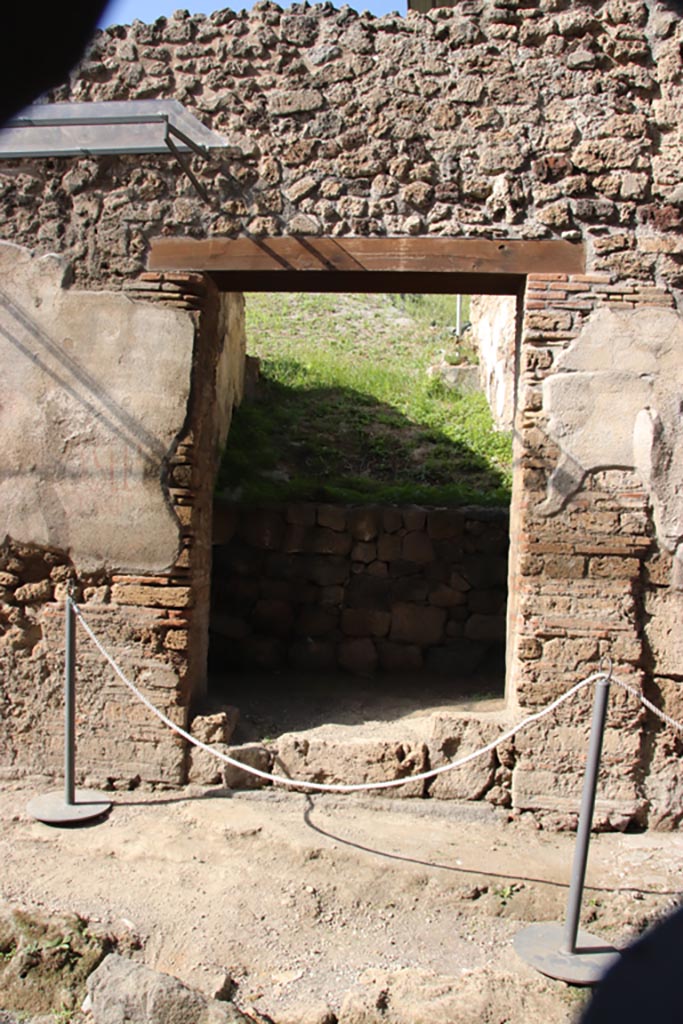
[0,255,246,785]
[509,273,682,829]
[211,501,508,677]
[0,1,682,295]
[1,0,683,822]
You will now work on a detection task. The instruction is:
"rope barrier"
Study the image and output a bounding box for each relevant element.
[71,599,683,793]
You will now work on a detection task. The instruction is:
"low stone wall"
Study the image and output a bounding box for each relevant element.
[210,502,508,677]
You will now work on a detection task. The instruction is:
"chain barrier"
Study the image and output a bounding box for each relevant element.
[71,599,683,794]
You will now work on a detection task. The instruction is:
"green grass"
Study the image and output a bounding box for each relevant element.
[217,292,512,506]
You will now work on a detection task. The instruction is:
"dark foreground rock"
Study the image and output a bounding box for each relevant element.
[87,954,253,1024]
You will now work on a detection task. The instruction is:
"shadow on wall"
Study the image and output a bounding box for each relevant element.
[210,499,509,680]
[216,361,511,508]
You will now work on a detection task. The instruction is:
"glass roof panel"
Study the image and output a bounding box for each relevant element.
[0,100,229,158]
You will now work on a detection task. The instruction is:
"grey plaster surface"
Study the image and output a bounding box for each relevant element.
[0,243,195,572]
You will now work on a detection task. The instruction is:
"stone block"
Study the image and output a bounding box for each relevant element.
[259,579,292,602]
[449,570,471,592]
[295,605,339,636]
[392,577,429,603]
[464,614,506,643]
[351,541,376,563]
[429,585,467,608]
[275,734,427,795]
[87,954,250,1024]
[289,638,336,671]
[312,527,353,556]
[461,556,507,589]
[390,603,446,645]
[270,88,324,115]
[427,509,464,540]
[424,562,451,585]
[512,766,644,828]
[377,641,423,672]
[341,608,391,638]
[242,635,285,669]
[382,508,402,533]
[252,599,294,636]
[287,503,317,526]
[388,560,421,578]
[320,585,344,606]
[283,524,308,553]
[403,506,427,531]
[588,556,642,579]
[188,743,229,786]
[111,584,192,608]
[428,716,500,800]
[348,507,381,541]
[467,589,506,615]
[367,561,389,577]
[213,542,258,577]
[214,578,257,616]
[433,539,465,564]
[223,743,273,790]
[346,574,391,609]
[402,532,435,564]
[211,606,250,637]
[517,636,543,661]
[241,508,285,550]
[644,590,683,678]
[425,641,487,675]
[191,710,240,746]
[14,579,52,604]
[338,637,378,676]
[304,555,349,586]
[317,505,347,531]
[449,605,469,622]
[543,554,586,579]
[212,501,238,544]
[377,534,402,561]
[164,628,189,650]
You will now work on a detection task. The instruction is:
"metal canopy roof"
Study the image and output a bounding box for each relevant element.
[0,99,230,201]
[0,100,229,158]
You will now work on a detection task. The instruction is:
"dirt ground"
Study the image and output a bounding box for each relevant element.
[1,778,683,1024]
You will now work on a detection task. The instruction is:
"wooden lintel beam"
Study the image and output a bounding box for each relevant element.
[149,236,585,278]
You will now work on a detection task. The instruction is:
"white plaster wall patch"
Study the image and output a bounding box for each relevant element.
[538,307,683,583]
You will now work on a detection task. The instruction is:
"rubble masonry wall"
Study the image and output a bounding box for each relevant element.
[1,1,682,821]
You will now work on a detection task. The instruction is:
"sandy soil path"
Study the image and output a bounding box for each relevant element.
[1,780,682,1023]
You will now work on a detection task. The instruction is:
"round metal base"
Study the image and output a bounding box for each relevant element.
[27,789,112,826]
[514,922,620,986]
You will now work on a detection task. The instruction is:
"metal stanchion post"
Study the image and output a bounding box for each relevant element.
[64,593,76,807]
[562,674,611,955]
[513,661,620,985]
[27,593,112,826]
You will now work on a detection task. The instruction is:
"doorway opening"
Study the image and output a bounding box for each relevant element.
[205,286,518,746]
[147,234,585,786]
